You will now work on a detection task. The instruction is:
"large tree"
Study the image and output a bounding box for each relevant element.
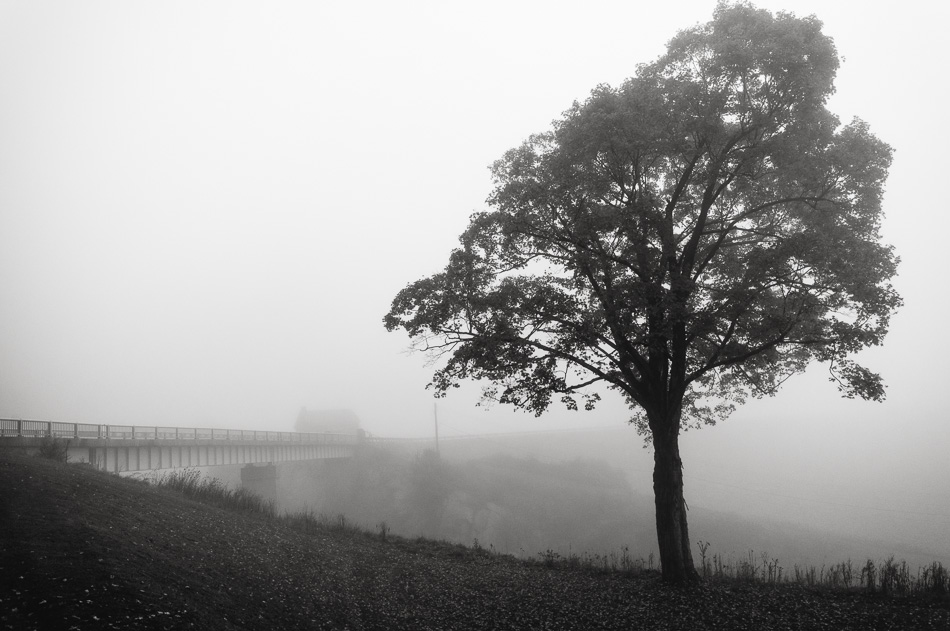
[384,2,900,583]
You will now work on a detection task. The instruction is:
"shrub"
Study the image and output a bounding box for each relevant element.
[37,436,69,463]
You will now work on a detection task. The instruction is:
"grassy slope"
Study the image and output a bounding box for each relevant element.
[1,451,947,631]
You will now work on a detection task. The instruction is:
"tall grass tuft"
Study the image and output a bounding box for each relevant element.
[697,542,947,600]
[921,561,950,596]
[879,556,911,596]
[154,468,275,518]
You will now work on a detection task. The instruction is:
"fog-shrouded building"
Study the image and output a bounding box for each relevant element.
[294,407,361,436]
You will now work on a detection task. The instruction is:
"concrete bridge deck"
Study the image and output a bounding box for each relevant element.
[0,419,357,473]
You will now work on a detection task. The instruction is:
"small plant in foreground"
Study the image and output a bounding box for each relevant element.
[862,559,877,592]
[697,540,711,579]
[880,556,911,596]
[921,561,950,596]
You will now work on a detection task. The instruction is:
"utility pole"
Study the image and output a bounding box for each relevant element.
[433,401,440,456]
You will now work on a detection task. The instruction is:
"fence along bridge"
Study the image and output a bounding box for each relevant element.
[0,419,358,474]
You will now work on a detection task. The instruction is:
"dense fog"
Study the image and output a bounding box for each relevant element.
[187,432,947,570]
[3,1,948,569]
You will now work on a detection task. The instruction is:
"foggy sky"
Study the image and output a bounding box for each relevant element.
[2,2,948,543]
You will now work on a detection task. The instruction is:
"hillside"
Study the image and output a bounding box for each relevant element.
[275,442,945,572]
[431,428,950,569]
[1,451,948,630]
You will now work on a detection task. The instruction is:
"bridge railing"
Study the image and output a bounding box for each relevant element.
[0,419,357,444]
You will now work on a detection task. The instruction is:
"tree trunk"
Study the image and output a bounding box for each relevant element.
[652,426,700,583]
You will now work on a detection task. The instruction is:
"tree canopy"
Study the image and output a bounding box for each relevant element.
[384,1,899,582]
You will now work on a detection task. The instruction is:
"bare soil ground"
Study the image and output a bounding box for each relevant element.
[1,450,947,630]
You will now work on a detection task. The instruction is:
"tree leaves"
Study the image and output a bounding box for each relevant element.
[384,2,900,431]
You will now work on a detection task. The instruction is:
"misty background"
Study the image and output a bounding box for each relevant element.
[1,1,948,566]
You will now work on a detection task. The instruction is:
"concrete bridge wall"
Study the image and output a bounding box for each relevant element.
[75,439,355,473]
[0,419,357,473]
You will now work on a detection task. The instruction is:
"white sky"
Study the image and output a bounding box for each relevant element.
[1,1,948,536]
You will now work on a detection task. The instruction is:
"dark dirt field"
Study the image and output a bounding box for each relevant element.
[1,450,947,630]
